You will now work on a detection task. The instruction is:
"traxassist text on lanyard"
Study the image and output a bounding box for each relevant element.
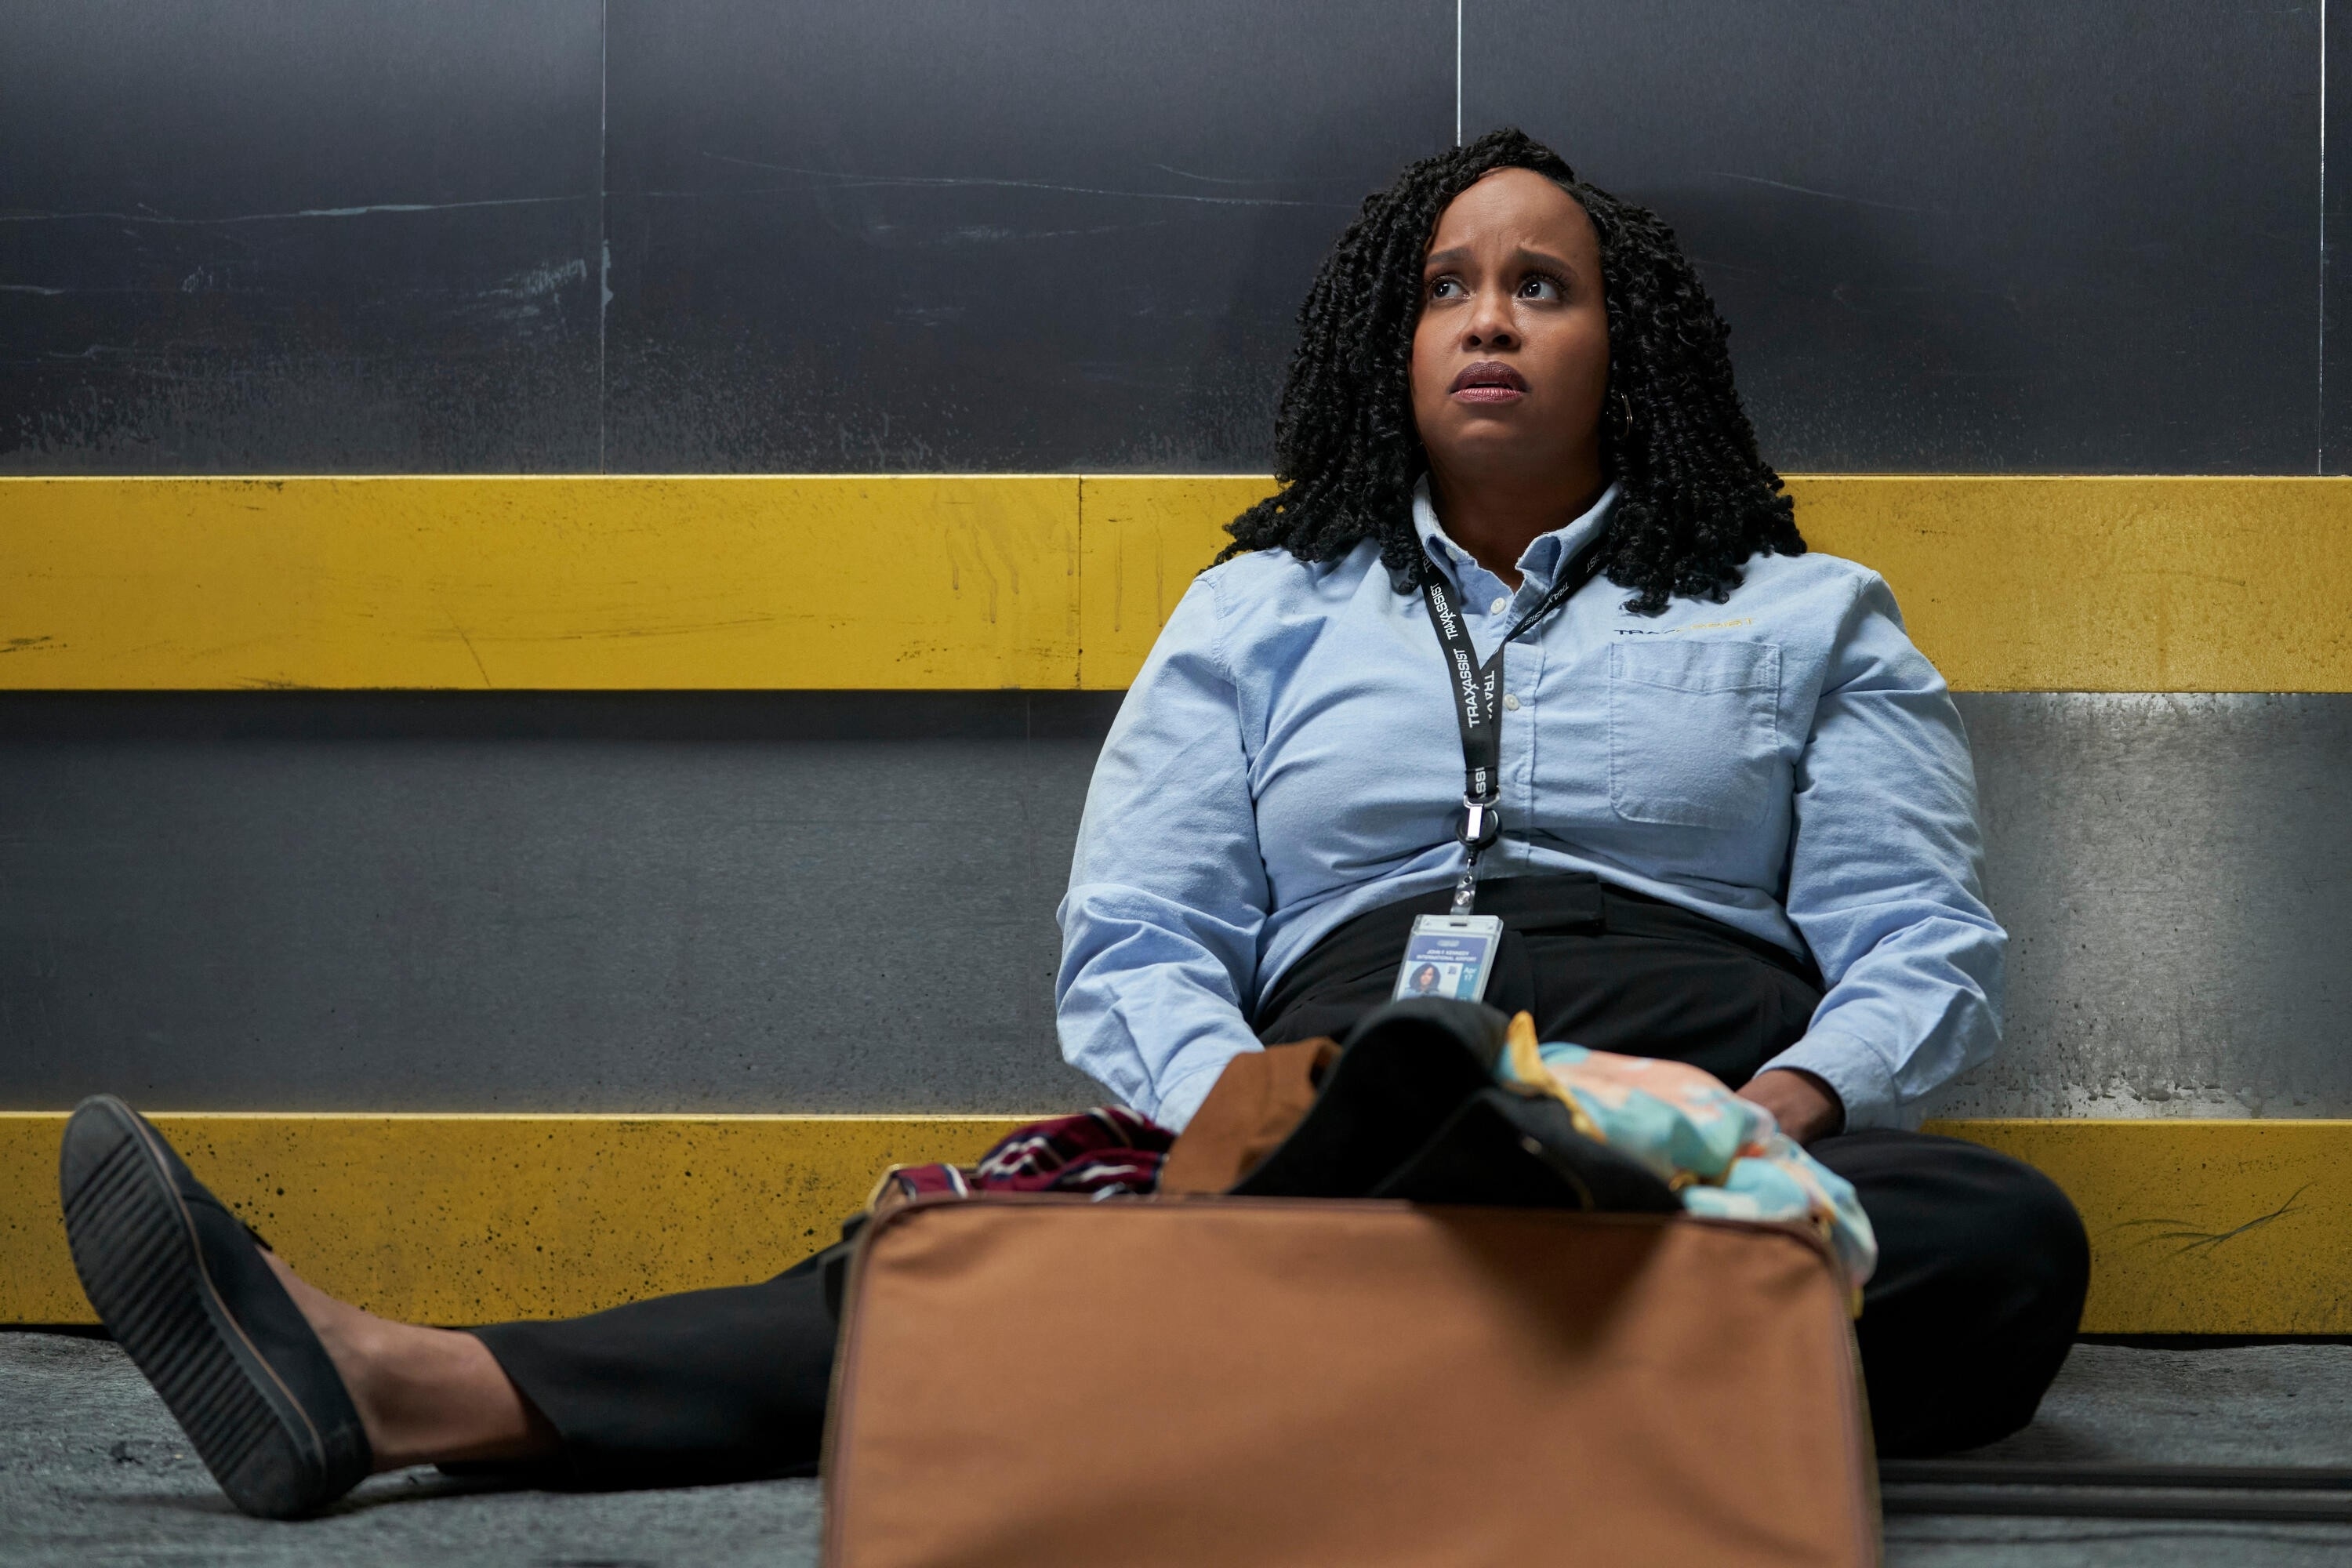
[1421,543,1603,915]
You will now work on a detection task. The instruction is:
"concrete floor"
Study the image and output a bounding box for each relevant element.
[1884,1341,2352,1566]
[5,1331,2350,1566]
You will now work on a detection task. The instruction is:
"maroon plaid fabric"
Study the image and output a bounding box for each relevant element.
[877,1107,1171,1203]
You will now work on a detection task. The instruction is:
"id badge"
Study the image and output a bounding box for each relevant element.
[1392,913,1504,1004]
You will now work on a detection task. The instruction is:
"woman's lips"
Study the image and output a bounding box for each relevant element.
[1449,361,1529,403]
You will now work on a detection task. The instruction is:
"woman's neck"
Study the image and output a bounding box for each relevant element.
[1427,470,1608,589]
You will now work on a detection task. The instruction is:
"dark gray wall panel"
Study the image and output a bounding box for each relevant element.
[3,1,2336,472]
[599,0,1454,470]
[2326,0,2350,471]
[0,695,1115,1112]
[5,692,2350,1119]
[0,0,604,473]
[1946,693,2352,1120]
[1465,1,2321,473]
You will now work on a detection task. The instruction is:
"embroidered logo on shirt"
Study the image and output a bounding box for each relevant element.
[1617,615,1758,637]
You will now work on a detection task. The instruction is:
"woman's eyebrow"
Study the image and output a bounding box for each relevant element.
[1421,245,1577,274]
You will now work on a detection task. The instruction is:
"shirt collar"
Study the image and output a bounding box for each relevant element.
[1410,474,1621,594]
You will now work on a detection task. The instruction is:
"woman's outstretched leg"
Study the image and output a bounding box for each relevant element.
[256,1250,556,1471]
[59,1095,838,1516]
[463,1247,841,1487]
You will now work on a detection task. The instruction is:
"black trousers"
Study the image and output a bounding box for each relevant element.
[472,874,2088,1483]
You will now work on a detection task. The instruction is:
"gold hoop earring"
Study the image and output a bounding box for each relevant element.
[1613,390,1635,441]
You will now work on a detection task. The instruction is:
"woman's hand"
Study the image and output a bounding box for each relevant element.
[1737,1069,1844,1145]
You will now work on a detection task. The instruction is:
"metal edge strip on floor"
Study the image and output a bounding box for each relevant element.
[1878,1486,2352,1522]
[4,1113,2350,1330]
[5,474,2349,692]
[1880,1461,2352,1490]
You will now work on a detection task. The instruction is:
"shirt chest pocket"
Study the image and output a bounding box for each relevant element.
[1606,640,1783,829]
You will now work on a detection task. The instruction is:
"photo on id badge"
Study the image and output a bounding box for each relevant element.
[1393,914,1503,1003]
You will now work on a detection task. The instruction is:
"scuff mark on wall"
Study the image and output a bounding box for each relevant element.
[467,258,593,334]
[2110,1182,2311,1258]
[0,195,583,227]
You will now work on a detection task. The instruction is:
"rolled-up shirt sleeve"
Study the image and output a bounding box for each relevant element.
[1056,572,1269,1131]
[1762,572,2006,1130]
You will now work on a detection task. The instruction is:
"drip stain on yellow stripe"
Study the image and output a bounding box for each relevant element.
[5,474,2349,692]
[7,1112,2350,1332]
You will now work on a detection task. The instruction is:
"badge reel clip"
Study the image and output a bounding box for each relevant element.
[1450,789,1502,915]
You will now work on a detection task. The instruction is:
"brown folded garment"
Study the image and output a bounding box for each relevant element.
[1155,1037,1338,1195]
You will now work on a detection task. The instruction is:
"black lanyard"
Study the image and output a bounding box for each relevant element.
[1420,545,1603,914]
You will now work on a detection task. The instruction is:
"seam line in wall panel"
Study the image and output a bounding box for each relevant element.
[597,0,612,474]
[2323,0,2331,474]
[1455,0,1465,145]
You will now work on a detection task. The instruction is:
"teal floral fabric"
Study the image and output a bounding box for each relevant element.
[1494,1015,1878,1305]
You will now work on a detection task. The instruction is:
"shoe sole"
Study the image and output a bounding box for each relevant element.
[60,1096,348,1518]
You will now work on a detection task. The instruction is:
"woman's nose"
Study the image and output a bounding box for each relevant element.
[1465,289,1518,350]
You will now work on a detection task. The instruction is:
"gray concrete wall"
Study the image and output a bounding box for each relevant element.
[0,695,1113,1111]
[1945,695,2352,1120]
[5,693,2346,1117]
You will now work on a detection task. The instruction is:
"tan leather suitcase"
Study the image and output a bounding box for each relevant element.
[822,1193,1878,1567]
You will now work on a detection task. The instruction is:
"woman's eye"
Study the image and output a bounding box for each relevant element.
[1519,275,1562,300]
[1428,277,1464,299]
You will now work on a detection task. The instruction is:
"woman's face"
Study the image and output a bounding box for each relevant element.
[1409,168,1610,493]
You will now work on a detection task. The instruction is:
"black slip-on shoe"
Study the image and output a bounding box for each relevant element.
[59,1095,372,1519]
[1371,1087,1679,1213]
[1230,998,1510,1198]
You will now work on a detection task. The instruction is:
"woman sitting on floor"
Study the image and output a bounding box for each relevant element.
[59,129,2087,1519]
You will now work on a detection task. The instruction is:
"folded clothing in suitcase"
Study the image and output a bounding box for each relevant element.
[822,1193,1878,1568]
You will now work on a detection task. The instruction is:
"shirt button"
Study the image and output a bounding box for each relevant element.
[1502,693,1522,711]
[1489,597,1508,615]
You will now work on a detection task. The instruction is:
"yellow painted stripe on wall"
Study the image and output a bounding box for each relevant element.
[0,476,1080,690]
[5,1112,2348,1332]
[1929,1118,2352,1337]
[1796,477,2352,699]
[2,474,2349,692]
[1076,474,1276,687]
[2,1112,1026,1325]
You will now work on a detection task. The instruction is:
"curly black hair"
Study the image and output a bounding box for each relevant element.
[1221,128,1801,614]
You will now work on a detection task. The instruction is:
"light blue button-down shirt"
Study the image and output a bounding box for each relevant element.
[1055,481,2003,1134]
